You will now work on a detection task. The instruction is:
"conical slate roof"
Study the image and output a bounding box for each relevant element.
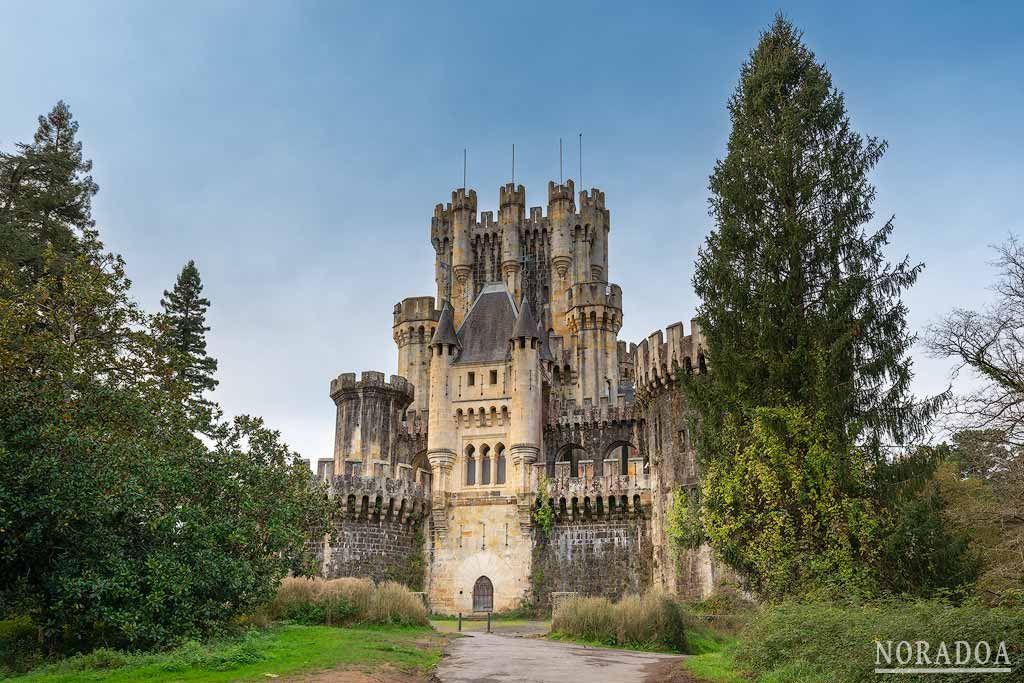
[538,321,554,362]
[511,297,540,340]
[430,302,459,346]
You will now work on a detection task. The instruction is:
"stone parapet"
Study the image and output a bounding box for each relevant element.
[548,399,634,427]
[631,320,707,396]
[330,371,414,403]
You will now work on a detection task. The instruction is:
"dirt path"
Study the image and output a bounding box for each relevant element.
[434,632,686,683]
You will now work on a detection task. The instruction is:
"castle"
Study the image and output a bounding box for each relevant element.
[320,177,729,613]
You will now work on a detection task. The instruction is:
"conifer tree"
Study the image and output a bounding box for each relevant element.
[160,260,219,427]
[683,16,941,596]
[0,101,98,285]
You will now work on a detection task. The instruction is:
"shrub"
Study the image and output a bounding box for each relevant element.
[266,577,427,627]
[552,592,688,652]
[737,600,1024,682]
[0,614,42,673]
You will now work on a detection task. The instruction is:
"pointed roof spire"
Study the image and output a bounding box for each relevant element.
[431,302,460,346]
[512,297,540,340]
[538,321,554,362]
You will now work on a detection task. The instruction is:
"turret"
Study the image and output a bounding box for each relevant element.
[566,281,624,405]
[431,203,452,307]
[499,183,525,300]
[508,299,542,507]
[393,297,441,414]
[449,188,477,325]
[548,180,575,279]
[426,303,459,531]
[329,371,414,478]
[581,188,609,282]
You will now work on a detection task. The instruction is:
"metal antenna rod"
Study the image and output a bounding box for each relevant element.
[559,138,563,184]
[512,143,515,185]
[463,148,467,191]
[579,133,583,192]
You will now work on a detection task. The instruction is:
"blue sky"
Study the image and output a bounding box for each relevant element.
[2,1,1021,461]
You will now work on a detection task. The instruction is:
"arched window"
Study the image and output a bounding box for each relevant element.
[465,445,476,486]
[495,444,506,484]
[481,445,491,485]
[473,576,493,612]
[620,444,629,475]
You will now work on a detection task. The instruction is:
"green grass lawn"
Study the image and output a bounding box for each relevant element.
[7,624,442,682]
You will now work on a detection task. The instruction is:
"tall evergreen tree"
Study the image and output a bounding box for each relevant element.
[0,101,98,285]
[160,260,219,427]
[683,16,941,596]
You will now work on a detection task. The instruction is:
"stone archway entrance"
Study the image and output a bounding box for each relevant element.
[472,575,493,612]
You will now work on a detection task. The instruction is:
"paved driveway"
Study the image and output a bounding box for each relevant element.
[435,632,685,683]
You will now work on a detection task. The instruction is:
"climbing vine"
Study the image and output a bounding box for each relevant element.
[532,474,555,536]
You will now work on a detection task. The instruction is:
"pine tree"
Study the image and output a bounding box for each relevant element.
[160,260,219,427]
[0,101,99,285]
[684,16,941,596]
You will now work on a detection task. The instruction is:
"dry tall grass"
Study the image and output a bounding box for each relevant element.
[267,577,427,626]
[551,592,687,652]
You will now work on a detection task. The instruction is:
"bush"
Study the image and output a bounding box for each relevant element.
[552,592,688,652]
[266,577,427,627]
[0,614,42,673]
[737,600,1024,682]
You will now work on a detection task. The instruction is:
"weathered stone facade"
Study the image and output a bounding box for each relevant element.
[319,475,429,585]
[323,175,731,612]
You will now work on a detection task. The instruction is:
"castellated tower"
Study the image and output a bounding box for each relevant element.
[393,297,441,415]
[329,371,415,479]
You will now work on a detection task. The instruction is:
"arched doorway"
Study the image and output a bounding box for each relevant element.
[472,576,493,612]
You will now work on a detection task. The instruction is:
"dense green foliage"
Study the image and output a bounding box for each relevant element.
[0,102,330,655]
[683,16,950,598]
[0,101,98,288]
[159,260,219,431]
[7,624,440,683]
[736,601,1024,682]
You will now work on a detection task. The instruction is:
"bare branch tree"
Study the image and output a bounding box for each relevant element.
[927,237,1024,446]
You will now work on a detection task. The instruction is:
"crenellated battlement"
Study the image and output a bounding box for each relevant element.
[567,281,623,310]
[631,319,707,395]
[500,182,526,208]
[451,188,477,214]
[330,474,430,517]
[579,188,606,211]
[548,398,635,427]
[330,371,415,403]
[393,297,440,329]
[533,472,651,521]
[547,179,576,212]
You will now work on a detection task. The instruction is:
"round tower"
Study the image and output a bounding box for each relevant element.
[509,299,543,491]
[449,188,477,326]
[548,180,575,279]
[566,281,623,406]
[426,304,459,530]
[329,371,414,479]
[393,297,441,415]
[499,183,525,300]
[581,188,609,282]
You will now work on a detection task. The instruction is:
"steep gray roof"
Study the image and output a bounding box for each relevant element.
[431,302,459,346]
[538,321,555,362]
[511,296,540,340]
[454,283,517,364]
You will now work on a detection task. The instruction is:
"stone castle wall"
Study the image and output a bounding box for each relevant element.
[529,473,653,611]
[320,475,430,588]
[531,516,653,612]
